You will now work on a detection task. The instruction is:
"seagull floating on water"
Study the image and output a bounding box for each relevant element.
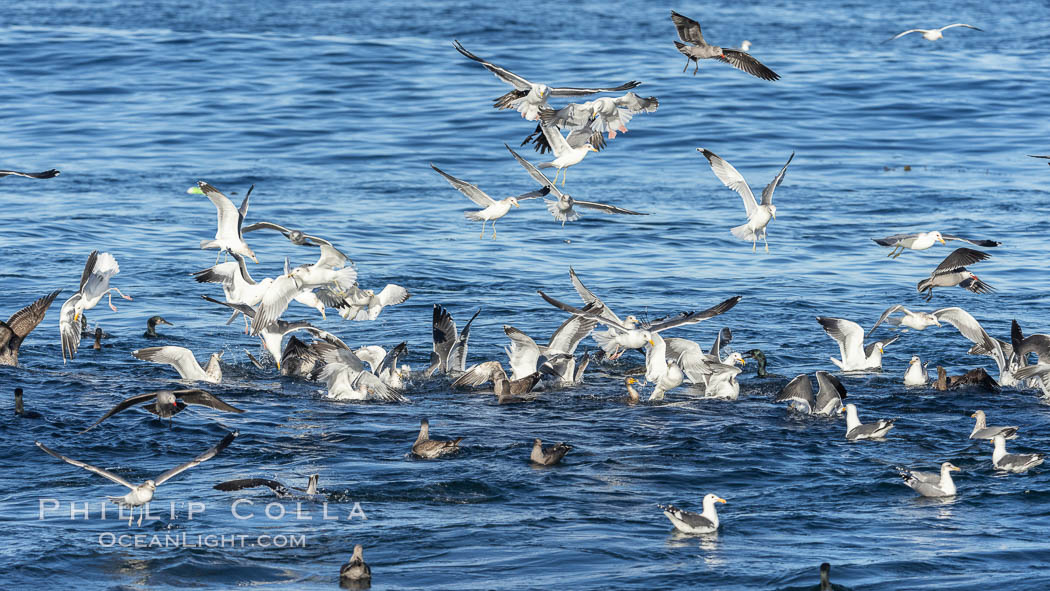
[903,355,929,386]
[840,403,895,440]
[991,434,1044,473]
[969,410,1018,440]
[698,148,793,253]
[411,418,462,459]
[670,11,779,80]
[658,493,726,534]
[900,462,960,497]
[0,289,60,367]
[531,438,571,466]
[36,431,237,525]
[452,40,641,121]
[340,544,371,589]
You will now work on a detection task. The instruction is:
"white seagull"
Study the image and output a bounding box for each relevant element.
[698,148,794,252]
[658,493,726,534]
[903,355,929,386]
[840,403,895,440]
[901,462,961,497]
[885,24,982,43]
[991,435,1044,473]
[36,431,237,525]
[430,163,549,238]
[59,251,132,363]
[195,181,258,264]
[816,316,898,371]
[132,346,224,384]
[872,231,999,258]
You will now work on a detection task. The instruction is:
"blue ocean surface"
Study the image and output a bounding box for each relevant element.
[2,1,1050,589]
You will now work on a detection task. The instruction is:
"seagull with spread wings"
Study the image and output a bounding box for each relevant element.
[872,230,1000,258]
[506,144,646,224]
[816,316,899,371]
[698,148,794,253]
[0,168,59,179]
[670,11,779,80]
[916,248,994,301]
[453,40,641,121]
[59,251,132,363]
[80,388,243,432]
[132,346,224,384]
[885,23,982,43]
[430,163,549,238]
[195,181,258,264]
[0,290,60,367]
[426,304,481,377]
[36,431,238,525]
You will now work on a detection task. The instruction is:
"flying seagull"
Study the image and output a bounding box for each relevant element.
[59,251,132,363]
[916,248,993,301]
[885,24,982,43]
[0,289,60,367]
[430,163,549,238]
[816,316,899,371]
[80,388,244,433]
[196,181,258,264]
[506,144,646,224]
[670,11,779,80]
[698,148,793,252]
[872,231,1000,258]
[36,431,238,525]
[452,40,641,120]
[132,346,223,384]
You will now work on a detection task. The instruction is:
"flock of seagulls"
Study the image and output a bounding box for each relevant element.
[3,9,1044,589]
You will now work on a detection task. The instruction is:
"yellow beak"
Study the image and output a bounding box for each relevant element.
[970,413,977,418]
[737,357,747,366]
[939,238,946,245]
[513,202,519,207]
[772,211,776,220]
[879,346,884,354]
[589,146,598,152]
[648,339,655,346]
[73,312,80,323]
[716,497,727,504]
[950,466,961,471]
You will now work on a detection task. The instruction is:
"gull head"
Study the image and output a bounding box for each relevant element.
[909,355,920,365]
[623,315,639,328]
[740,40,752,51]
[942,462,961,472]
[725,352,746,366]
[970,410,984,420]
[246,249,259,264]
[929,231,946,245]
[142,480,157,492]
[917,312,940,327]
[703,493,727,505]
[584,143,598,153]
[769,203,777,220]
[508,197,520,208]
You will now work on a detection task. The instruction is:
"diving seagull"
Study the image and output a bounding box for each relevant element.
[215,474,320,498]
[969,410,1018,440]
[506,144,646,224]
[530,439,571,466]
[840,403,895,440]
[872,231,999,258]
[900,462,961,497]
[430,163,549,238]
[816,316,898,371]
[80,388,244,433]
[452,40,641,121]
[698,148,794,253]
[917,248,994,301]
[991,434,1044,473]
[0,289,60,367]
[670,11,779,80]
[885,23,982,43]
[774,372,847,415]
[59,251,132,363]
[132,346,223,384]
[195,181,258,264]
[658,493,726,534]
[36,430,238,525]
[0,168,60,179]
[411,418,462,459]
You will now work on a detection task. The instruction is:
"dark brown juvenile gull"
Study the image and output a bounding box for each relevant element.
[507,144,647,224]
[411,418,462,459]
[531,439,571,466]
[0,168,59,179]
[916,248,993,301]
[451,361,541,399]
[0,289,60,366]
[80,388,244,433]
[36,430,238,525]
[670,11,779,80]
[453,40,641,121]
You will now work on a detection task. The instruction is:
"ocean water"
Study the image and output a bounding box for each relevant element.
[2,1,1050,589]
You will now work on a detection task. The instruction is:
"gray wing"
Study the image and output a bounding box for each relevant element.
[660,503,715,530]
[698,148,757,217]
[36,441,136,489]
[132,346,203,379]
[940,23,983,32]
[447,308,481,372]
[760,152,794,206]
[0,168,59,179]
[670,11,707,45]
[872,233,917,247]
[814,371,847,413]
[504,325,541,376]
[573,200,648,216]
[241,220,292,234]
[452,40,532,89]
[569,267,623,326]
[79,391,159,433]
[505,144,564,198]
[154,431,238,485]
[202,294,255,318]
[376,341,408,377]
[431,304,458,372]
[513,186,551,202]
[197,181,242,239]
[940,235,1001,248]
[77,250,100,292]
[774,374,815,413]
[649,296,742,333]
[180,390,244,413]
[849,419,895,439]
[350,371,408,402]
[867,304,907,337]
[251,275,300,336]
[863,334,899,358]
[430,164,496,207]
[547,81,642,97]
[214,478,288,494]
[524,122,605,155]
[716,50,780,81]
[537,290,627,331]
[710,327,732,359]
[540,124,573,158]
[547,306,599,354]
[450,361,503,388]
[59,294,83,362]
[932,307,997,357]
[613,92,659,113]
[933,248,990,274]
